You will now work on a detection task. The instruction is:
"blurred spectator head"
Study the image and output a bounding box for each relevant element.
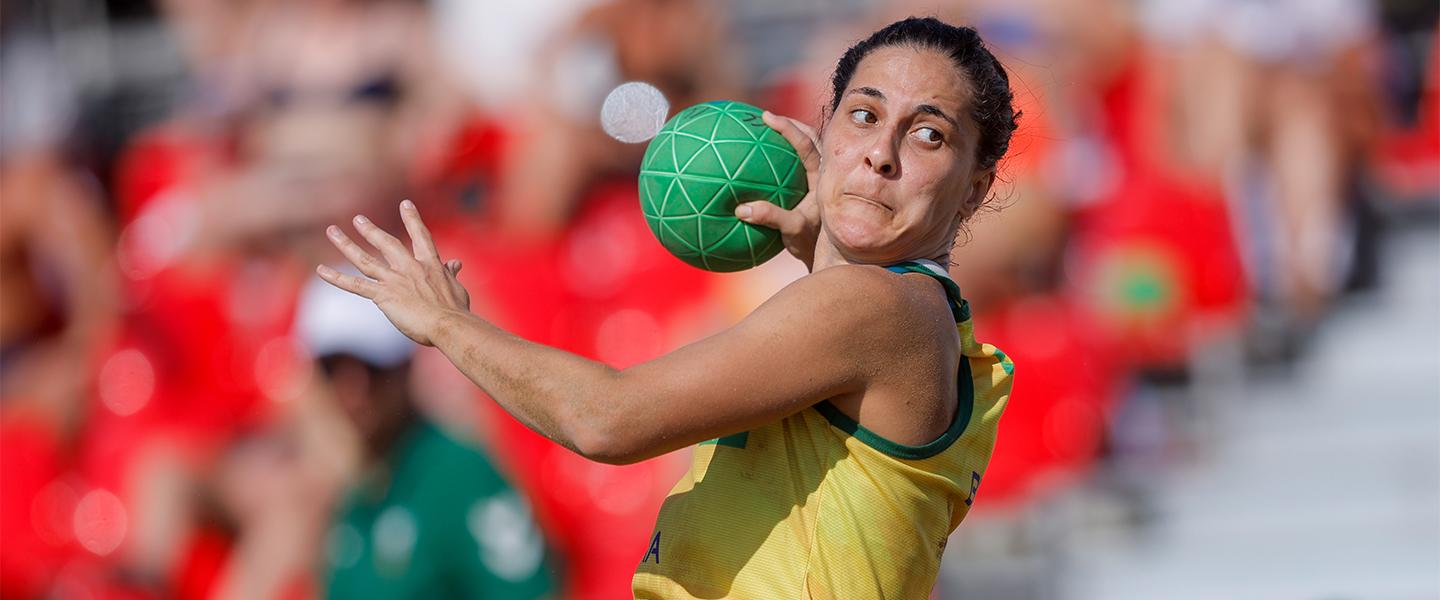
[296,271,416,459]
[239,96,404,253]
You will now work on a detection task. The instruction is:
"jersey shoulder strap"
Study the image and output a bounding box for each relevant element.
[883,259,971,323]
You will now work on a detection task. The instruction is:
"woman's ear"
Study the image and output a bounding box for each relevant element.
[959,170,996,220]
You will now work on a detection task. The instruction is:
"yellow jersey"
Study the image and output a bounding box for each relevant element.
[632,260,1014,599]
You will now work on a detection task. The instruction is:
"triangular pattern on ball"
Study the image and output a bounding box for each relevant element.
[638,101,809,272]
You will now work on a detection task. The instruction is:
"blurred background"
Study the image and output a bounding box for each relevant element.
[1,0,1437,598]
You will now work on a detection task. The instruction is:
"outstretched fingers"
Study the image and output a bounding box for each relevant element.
[398,200,440,263]
[317,264,380,299]
[352,215,413,269]
[327,225,395,281]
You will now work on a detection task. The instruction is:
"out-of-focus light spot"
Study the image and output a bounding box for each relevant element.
[469,491,544,581]
[586,463,652,517]
[31,478,79,547]
[326,524,364,569]
[228,260,293,328]
[564,210,638,299]
[1087,245,1181,323]
[372,506,417,573]
[595,309,661,368]
[72,489,127,556]
[99,349,155,416]
[255,336,310,403]
[544,448,590,510]
[664,301,726,350]
[115,222,159,281]
[115,193,198,280]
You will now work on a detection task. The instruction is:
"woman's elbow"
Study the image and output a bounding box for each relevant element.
[570,426,648,465]
[565,412,653,465]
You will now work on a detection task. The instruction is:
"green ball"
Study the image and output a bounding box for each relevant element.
[638,100,808,272]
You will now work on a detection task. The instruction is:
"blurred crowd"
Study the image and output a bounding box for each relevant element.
[0,0,1435,598]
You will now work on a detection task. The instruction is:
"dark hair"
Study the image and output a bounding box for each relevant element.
[829,17,1019,173]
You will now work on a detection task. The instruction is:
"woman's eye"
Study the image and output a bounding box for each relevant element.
[849,109,877,125]
[912,127,943,144]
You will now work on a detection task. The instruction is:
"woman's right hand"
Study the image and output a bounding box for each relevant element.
[735,111,821,271]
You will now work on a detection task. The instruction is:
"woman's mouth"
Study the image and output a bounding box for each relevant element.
[842,193,891,212]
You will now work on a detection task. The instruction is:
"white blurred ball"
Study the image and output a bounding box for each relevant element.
[600,81,669,144]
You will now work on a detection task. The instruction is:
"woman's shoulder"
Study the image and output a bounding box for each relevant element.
[777,264,957,341]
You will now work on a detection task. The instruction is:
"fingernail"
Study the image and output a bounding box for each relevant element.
[326,225,340,237]
[317,264,335,276]
[354,215,369,225]
[401,199,414,210]
[735,204,753,219]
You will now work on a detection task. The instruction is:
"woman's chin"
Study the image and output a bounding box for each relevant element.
[827,224,898,263]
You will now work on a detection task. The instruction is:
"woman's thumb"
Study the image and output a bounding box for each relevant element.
[735,201,795,232]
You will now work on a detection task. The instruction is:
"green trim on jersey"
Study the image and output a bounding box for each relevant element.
[885,261,972,322]
[698,431,750,448]
[635,257,1012,599]
[813,356,973,461]
[811,260,977,461]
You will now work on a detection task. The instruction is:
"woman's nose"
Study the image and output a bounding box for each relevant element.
[864,137,898,177]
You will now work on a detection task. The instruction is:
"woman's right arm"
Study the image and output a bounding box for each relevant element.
[319,201,915,465]
[424,262,912,464]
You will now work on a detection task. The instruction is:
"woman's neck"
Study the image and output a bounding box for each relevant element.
[809,229,949,272]
[809,232,850,272]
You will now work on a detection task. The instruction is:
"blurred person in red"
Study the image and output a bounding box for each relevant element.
[85,0,472,589]
[1138,0,1384,357]
[0,23,122,599]
[411,2,740,597]
[87,96,397,600]
[195,376,357,600]
[925,0,1121,510]
[107,0,437,445]
[164,271,559,600]
[492,0,742,238]
[1371,4,1439,201]
[975,0,1248,485]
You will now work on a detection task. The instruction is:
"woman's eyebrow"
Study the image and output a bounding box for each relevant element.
[846,86,885,101]
[916,104,959,129]
[845,87,958,128]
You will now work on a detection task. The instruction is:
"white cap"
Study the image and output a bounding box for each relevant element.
[296,268,416,368]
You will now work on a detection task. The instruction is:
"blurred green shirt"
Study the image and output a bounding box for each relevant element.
[323,422,556,599]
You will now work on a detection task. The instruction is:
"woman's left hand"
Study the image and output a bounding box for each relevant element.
[318,200,470,347]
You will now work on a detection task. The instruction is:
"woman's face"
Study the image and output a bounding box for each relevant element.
[815,45,992,263]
